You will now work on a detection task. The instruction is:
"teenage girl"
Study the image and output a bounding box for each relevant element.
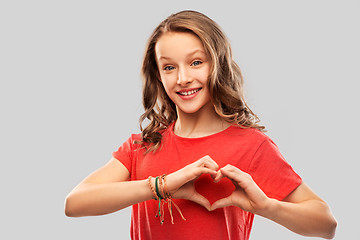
[65,10,337,240]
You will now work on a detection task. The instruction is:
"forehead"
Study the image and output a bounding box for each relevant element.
[155,32,206,60]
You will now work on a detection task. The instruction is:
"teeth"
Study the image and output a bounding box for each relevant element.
[178,89,200,96]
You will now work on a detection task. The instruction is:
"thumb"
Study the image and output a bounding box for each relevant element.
[189,192,211,211]
[210,196,232,211]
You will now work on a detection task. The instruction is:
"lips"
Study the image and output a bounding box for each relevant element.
[176,88,202,96]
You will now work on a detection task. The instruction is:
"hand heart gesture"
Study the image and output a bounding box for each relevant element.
[166,158,270,215]
[210,164,270,215]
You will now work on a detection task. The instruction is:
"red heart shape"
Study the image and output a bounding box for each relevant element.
[194,173,235,205]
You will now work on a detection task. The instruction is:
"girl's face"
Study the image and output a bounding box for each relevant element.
[155,32,212,115]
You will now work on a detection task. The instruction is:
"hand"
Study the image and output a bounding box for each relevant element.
[210,164,271,215]
[165,155,219,211]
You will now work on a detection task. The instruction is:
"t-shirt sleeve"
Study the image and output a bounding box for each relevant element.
[248,137,302,200]
[112,136,134,174]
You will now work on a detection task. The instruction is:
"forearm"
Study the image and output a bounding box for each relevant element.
[65,179,153,217]
[261,199,337,239]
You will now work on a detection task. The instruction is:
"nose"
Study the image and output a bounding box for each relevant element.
[177,67,192,86]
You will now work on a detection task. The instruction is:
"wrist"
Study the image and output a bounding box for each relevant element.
[257,198,279,219]
[164,173,177,196]
[147,175,171,200]
[147,177,159,200]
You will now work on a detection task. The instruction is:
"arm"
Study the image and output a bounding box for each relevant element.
[65,156,219,217]
[211,165,337,239]
[265,182,337,239]
[64,158,152,217]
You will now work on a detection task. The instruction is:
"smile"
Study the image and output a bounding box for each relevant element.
[177,88,202,96]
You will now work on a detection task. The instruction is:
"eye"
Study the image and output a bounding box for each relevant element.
[191,60,202,66]
[163,65,175,71]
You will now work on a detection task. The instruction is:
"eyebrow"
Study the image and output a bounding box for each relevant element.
[158,49,206,61]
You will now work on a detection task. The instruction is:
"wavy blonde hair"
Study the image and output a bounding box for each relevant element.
[137,10,265,153]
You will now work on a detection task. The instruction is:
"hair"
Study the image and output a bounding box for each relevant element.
[136,10,265,153]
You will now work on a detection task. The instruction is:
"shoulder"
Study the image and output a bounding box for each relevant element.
[129,133,142,142]
[225,125,270,143]
[113,132,143,153]
[124,126,172,150]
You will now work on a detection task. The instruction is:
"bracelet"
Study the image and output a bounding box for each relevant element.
[159,174,165,199]
[155,176,162,200]
[161,174,171,199]
[147,174,186,224]
[147,176,158,200]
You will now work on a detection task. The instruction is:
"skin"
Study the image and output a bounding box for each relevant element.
[65,32,337,239]
[155,31,230,138]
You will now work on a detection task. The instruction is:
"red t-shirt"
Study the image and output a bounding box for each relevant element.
[113,123,302,240]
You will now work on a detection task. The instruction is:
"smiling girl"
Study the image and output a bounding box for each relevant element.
[65,10,337,240]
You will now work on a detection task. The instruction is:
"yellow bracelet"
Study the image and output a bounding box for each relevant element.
[147,176,158,200]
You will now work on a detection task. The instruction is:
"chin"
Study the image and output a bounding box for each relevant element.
[177,104,210,115]
[179,109,200,114]
[175,99,213,116]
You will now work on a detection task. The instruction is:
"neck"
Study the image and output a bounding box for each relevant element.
[174,102,231,138]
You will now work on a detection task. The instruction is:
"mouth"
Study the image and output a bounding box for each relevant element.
[176,88,202,96]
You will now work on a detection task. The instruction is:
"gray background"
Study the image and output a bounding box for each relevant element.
[1,0,359,239]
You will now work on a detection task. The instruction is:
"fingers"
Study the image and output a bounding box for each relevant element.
[213,170,222,183]
[193,165,218,179]
[167,156,220,192]
[189,192,211,211]
[189,155,219,179]
[220,165,242,180]
[210,196,232,211]
[221,164,243,175]
[217,164,251,186]
[213,164,240,183]
[196,155,219,171]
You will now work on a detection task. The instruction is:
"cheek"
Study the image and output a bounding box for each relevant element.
[160,74,177,90]
[197,66,211,83]
[159,79,174,99]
